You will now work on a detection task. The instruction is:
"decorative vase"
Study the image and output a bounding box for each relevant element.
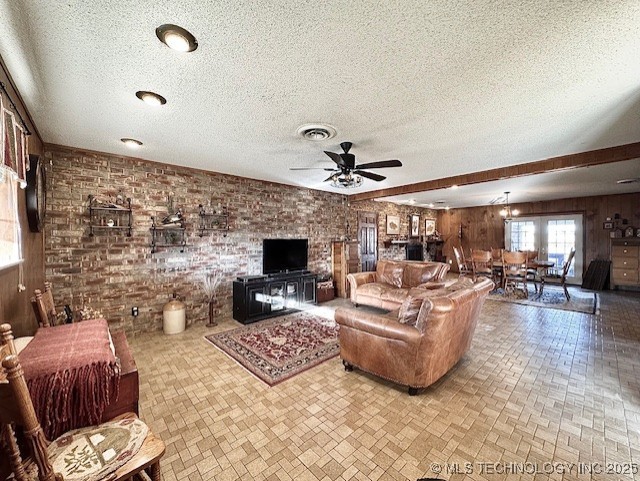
[207,301,217,327]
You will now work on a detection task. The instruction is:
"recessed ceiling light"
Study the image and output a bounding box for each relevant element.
[427,203,435,208]
[156,24,198,52]
[451,184,459,189]
[617,178,640,184]
[445,206,451,210]
[136,91,167,106]
[121,138,143,149]
[296,123,337,141]
[408,199,416,205]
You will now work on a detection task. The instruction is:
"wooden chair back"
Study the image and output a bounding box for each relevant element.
[502,251,528,295]
[471,249,493,280]
[523,250,538,263]
[561,248,576,281]
[31,282,57,328]
[453,246,470,275]
[491,248,503,261]
[1,324,61,481]
[559,247,577,300]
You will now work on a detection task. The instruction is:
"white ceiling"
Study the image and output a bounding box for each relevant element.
[1,0,640,199]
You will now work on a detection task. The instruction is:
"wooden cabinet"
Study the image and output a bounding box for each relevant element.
[611,238,640,289]
[232,272,317,324]
[332,241,360,298]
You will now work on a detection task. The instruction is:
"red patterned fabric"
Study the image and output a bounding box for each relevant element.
[19,319,120,439]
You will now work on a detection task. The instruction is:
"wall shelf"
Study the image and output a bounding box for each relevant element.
[198,204,229,237]
[88,195,132,236]
[150,216,187,253]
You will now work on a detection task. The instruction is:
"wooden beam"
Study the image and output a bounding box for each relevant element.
[349,142,640,202]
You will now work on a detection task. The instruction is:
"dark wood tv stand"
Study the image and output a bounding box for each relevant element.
[233,272,317,324]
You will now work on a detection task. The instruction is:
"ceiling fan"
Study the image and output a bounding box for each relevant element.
[291,142,402,187]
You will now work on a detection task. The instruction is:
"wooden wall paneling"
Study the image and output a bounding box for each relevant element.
[0,60,45,336]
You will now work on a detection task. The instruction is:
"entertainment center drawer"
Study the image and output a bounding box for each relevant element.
[612,245,639,258]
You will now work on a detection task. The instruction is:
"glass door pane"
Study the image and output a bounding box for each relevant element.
[505,214,583,284]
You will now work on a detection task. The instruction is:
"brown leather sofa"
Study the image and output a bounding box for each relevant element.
[347,260,450,310]
[335,277,494,394]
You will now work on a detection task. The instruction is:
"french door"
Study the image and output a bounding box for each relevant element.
[505,214,583,284]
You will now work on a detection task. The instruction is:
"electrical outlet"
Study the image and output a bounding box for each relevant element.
[132,307,139,317]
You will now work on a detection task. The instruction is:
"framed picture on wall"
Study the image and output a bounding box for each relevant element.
[410,214,420,237]
[386,214,400,235]
[425,219,436,236]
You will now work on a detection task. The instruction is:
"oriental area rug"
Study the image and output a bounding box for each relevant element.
[205,312,339,386]
[488,284,598,314]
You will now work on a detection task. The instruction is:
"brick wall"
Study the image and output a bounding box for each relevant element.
[45,146,346,333]
[44,145,444,333]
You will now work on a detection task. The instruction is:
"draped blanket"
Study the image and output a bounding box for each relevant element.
[19,319,120,439]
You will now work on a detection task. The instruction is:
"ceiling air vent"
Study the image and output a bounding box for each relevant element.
[296,123,336,141]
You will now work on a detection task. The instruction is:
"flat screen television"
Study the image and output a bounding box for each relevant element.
[263,238,308,275]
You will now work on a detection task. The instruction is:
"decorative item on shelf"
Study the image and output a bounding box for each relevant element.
[603,220,614,229]
[88,194,132,236]
[610,228,623,239]
[625,226,636,237]
[198,272,222,327]
[198,203,229,237]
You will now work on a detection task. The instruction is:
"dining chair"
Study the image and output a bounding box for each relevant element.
[523,250,539,293]
[0,323,165,481]
[453,246,471,277]
[30,282,58,328]
[489,248,504,287]
[560,247,576,300]
[471,249,493,282]
[502,251,528,297]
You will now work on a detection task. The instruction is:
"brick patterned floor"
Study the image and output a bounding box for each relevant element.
[128,290,640,481]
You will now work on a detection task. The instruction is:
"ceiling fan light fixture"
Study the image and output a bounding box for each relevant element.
[156,24,198,52]
[331,173,363,189]
[121,138,143,149]
[296,123,336,141]
[135,90,167,106]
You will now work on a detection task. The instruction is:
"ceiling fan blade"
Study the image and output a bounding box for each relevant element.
[340,153,356,169]
[290,167,337,171]
[354,170,386,182]
[354,160,402,169]
[324,151,345,167]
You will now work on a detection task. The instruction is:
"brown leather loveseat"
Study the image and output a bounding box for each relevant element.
[335,277,494,394]
[347,260,450,310]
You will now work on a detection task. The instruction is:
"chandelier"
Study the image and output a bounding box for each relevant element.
[330,172,363,189]
[499,191,519,219]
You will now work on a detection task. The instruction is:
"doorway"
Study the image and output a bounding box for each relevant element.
[357,211,377,272]
[504,213,584,284]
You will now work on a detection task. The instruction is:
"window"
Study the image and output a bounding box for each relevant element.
[508,220,536,252]
[0,170,22,269]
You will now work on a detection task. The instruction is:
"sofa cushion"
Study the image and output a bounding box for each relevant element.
[398,291,434,329]
[380,287,410,304]
[402,263,439,287]
[356,282,388,299]
[376,261,404,288]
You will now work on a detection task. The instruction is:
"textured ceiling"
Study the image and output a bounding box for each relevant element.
[1,0,640,197]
